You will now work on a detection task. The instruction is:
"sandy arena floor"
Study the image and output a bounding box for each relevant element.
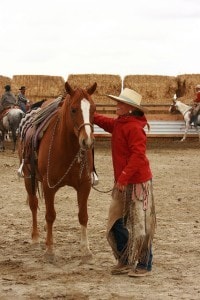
[0,138,200,300]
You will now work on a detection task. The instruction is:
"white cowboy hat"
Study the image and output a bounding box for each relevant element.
[106,88,147,112]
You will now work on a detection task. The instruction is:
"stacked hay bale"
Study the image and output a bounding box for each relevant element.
[0,76,12,96]
[176,74,200,103]
[123,75,177,104]
[67,74,122,109]
[12,75,65,103]
[1,73,200,110]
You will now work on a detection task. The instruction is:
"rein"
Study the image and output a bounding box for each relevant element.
[92,185,113,194]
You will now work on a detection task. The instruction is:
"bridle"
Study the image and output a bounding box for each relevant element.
[77,122,94,134]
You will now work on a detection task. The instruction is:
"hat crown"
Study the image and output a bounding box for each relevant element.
[4,85,11,91]
[106,87,147,112]
[119,88,142,106]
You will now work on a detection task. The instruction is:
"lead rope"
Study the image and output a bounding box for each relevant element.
[77,144,113,193]
[79,151,113,193]
[92,185,113,193]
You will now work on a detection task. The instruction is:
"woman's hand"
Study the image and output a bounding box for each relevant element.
[115,182,125,192]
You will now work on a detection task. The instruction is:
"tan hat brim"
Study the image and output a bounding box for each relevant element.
[106,94,148,112]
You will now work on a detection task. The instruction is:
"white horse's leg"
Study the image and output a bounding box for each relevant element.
[80,225,92,258]
[181,121,189,142]
[181,128,188,142]
[0,131,5,151]
[77,186,92,259]
[196,126,200,142]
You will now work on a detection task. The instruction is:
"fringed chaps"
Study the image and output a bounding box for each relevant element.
[106,180,156,266]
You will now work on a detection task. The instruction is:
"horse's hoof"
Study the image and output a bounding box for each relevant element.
[81,256,93,264]
[30,242,41,250]
[32,238,40,244]
[32,233,40,244]
[81,252,93,263]
[44,251,56,263]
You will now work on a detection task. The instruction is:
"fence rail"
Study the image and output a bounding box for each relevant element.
[94,120,198,138]
[96,103,183,120]
[94,103,198,138]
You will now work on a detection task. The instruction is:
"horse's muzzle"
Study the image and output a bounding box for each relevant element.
[79,135,94,150]
[78,122,94,149]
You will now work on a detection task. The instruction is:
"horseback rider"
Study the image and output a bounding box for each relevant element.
[190,84,200,125]
[0,85,17,117]
[17,86,29,113]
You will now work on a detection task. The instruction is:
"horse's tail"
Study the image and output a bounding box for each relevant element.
[30,139,38,195]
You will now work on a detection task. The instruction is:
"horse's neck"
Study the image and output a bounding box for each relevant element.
[177,102,191,115]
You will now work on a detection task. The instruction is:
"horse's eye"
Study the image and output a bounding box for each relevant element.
[71,108,77,114]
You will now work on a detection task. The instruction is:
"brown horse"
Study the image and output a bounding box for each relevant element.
[18,81,97,260]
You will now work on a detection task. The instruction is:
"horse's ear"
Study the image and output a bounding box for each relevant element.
[173,94,177,102]
[65,82,74,95]
[87,82,97,95]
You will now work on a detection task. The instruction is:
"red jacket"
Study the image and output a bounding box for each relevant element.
[94,113,152,185]
[194,92,200,103]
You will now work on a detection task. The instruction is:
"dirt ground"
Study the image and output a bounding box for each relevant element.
[0,138,200,300]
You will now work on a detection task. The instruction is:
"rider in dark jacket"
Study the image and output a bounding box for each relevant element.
[17,86,29,113]
[0,85,17,113]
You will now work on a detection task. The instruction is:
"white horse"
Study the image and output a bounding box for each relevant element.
[169,96,200,142]
[0,107,25,151]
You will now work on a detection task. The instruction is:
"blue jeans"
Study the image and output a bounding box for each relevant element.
[112,218,129,253]
[137,246,153,271]
[18,101,27,113]
[111,218,153,270]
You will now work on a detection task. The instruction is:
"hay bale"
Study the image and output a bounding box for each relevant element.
[176,74,200,103]
[67,74,122,105]
[123,75,177,104]
[12,75,65,102]
[0,76,12,97]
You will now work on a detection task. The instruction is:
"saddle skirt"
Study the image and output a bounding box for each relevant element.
[19,96,63,164]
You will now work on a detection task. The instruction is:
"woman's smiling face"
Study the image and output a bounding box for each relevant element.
[116,101,134,116]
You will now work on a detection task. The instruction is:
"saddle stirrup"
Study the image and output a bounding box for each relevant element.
[17,159,25,178]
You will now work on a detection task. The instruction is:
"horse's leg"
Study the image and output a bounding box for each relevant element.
[28,193,40,243]
[0,134,3,151]
[43,184,56,259]
[77,185,92,258]
[0,131,5,151]
[195,126,200,142]
[24,176,40,243]
[181,121,189,142]
[11,128,17,152]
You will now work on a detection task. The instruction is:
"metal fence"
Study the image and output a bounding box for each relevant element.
[94,121,199,138]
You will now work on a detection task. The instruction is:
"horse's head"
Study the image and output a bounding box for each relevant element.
[65,81,97,150]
